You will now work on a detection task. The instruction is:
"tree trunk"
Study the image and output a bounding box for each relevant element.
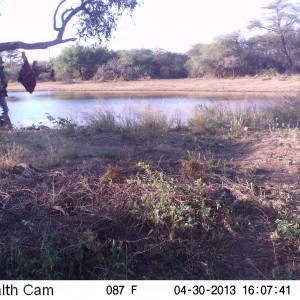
[280,34,294,71]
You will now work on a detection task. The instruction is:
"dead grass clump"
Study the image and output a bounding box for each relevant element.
[188,105,222,134]
[181,151,208,178]
[99,165,122,183]
[85,108,119,132]
[120,106,169,139]
[267,94,300,128]
[188,104,269,136]
[0,143,24,172]
[85,104,170,139]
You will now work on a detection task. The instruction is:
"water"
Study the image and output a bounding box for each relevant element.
[4,91,276,127]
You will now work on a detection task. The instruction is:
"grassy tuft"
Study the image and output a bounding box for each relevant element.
[0,143,24,171]
[267,94,300,129]
[85,108,119,133]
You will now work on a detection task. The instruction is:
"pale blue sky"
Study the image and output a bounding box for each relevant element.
[0,0,278,61]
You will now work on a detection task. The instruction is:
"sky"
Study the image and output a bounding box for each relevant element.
[0,0,279,62]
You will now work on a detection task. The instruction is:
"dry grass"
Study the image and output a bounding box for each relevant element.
[0,102,299,280]
[0,143,24,172]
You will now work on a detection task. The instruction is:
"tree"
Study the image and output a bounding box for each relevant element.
[54,44,116,80]
[93,48,189,81]
[248,0,300,72]
[244,34,284,74]
[153,50,188,78]
[93,57,135,81]
[118,49,155,79]
[186,32,246,78]
[0,0,142,52]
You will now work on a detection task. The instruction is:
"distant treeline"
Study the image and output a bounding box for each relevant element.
[4,0,300,81]
[54,46,189,81]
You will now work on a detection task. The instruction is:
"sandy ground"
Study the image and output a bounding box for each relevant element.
[7,77,300,95]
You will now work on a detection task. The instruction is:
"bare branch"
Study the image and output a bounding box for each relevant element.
[0,38,77,52]
[0,0,141,52]
[55,1,89,40]
[54,0,67,31]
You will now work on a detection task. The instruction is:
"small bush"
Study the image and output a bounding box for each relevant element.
[188,105,224,134]
[133,104,169,137]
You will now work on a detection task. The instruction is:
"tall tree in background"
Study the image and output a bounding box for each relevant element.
[248,0,300,72]
[54,44,116,80]
[0,0,142,52]
[186,32,246,78]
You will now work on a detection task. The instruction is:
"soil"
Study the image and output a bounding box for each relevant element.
[0,126,299,279]
[215,131,300,279]
[7,76,300,95]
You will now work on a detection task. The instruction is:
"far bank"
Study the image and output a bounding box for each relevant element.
[7,77,300,95]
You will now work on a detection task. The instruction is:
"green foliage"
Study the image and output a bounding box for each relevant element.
[55,46,187,82]
[273,196,300,251]
[153,49,188,78]
[7,230,132,279]
[275,213,300,241]
[248,0,300,72]
[186,1,300,77]
[47,1,300,81]
[54,44,116,80]
[128,162,227,239]
[4,1,300,79]
[46,114,81,137]
[76,0,141,42]
[93,49,188,81]
[186,32,245,78]
[0,0,142,52]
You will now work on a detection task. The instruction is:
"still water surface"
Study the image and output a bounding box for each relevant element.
[6,91,276,127]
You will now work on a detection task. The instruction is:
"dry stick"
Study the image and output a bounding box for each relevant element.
[245,258,269,280]
[52,175,55,204]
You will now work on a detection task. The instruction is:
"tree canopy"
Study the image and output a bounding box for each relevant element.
[0,0,142,52]
[248,0,300,72]
[185,0,300,77]
[54,44,116,80]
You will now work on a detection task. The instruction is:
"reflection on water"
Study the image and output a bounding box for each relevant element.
[6,91,277,127]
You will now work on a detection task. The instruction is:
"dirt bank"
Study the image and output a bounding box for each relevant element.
[8,77,300,95]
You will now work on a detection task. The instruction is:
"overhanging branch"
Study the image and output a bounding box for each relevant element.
[0,0,84,52]
[54,0,89,40]
[0,0,141,52]
[0,37,77,52]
